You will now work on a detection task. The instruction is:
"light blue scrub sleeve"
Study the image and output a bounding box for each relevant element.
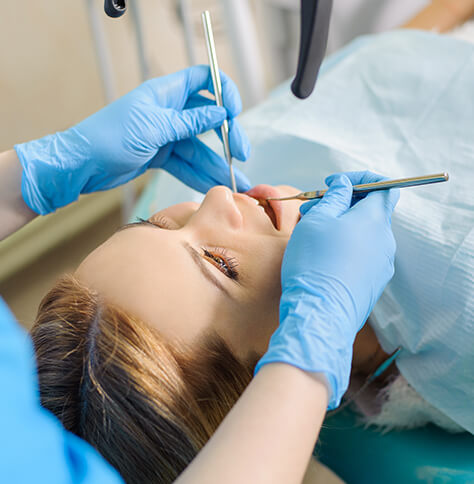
[0,297,123,483]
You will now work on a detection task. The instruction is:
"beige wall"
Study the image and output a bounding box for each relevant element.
[0,0,240,150]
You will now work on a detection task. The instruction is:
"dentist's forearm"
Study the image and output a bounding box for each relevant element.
[175,363,329,484]
[0,150,36,240]
[402,0,474,32]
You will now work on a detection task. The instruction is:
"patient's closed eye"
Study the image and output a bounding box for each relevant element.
[146,216,180,230]
[202,248,239,280]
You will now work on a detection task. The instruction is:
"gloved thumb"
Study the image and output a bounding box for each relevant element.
[300,174,353,218]
[157,106,226,144]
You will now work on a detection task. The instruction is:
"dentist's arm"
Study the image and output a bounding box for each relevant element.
[0,150,36,239]
[176,365,329,484]
[402,0,474,32]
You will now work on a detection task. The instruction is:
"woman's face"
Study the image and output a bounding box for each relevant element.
[76,185,303,360]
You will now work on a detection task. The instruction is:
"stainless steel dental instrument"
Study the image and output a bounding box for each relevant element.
[201,10,237,193]
[265,173,449,201]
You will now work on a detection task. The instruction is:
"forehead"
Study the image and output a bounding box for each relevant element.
[75,226,233,344]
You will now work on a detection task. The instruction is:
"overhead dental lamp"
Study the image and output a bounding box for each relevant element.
[103,0,333,99]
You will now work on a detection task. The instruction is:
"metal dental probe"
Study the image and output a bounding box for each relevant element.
[202,10,237,193]
[264,173,449,202]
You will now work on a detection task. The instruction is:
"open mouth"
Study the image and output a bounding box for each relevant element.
[257,199,278,229]
[245,185,282,230]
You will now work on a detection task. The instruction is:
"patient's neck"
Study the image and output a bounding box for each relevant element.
[348,321,397,417]
[352,321,389,377]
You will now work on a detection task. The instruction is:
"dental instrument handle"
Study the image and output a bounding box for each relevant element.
[267,173,449,201]
[201,10,237,193]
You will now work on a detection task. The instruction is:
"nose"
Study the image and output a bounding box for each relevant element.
[196,186,243,229]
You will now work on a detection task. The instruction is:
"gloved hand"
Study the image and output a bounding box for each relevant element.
[255,171,400,409]
[15,65,251,215]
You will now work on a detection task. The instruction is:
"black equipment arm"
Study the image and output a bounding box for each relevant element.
[292,0,333,99]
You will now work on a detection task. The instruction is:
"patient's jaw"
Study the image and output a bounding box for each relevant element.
[76,185,304,360]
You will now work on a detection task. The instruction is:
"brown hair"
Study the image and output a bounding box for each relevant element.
[31,275,258,483]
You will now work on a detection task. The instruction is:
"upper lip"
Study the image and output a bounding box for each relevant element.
[244,185,282,230]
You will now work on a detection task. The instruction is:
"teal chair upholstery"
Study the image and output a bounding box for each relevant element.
[317,409,474,483]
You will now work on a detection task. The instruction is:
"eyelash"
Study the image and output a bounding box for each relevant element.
[138,216,175,230]
[201,247,239,280]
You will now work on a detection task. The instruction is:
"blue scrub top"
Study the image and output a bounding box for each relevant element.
[0,297,123,483]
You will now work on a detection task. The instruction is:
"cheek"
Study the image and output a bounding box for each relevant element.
[237,241,286,356]
[245,237,286,305]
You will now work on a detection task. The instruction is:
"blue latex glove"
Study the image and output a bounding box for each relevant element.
[15,65,251,215]
[255,171,400,409]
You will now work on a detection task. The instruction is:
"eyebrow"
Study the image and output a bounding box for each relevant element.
[116,220,232,298]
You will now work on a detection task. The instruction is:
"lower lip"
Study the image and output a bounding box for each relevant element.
[245,185,282,230]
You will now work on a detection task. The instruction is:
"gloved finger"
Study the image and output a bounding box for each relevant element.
[175,138,251,191]
[325,170,388,187]
[327,171,392,207]
[180,65,243,118]
[184,93,215,110]
[161,138,251,193]
[300,171,378,215]
[386,187,400,214]
[335,169,400,217]
[219,70,243,118]
[299,198,320,216]
[148,142,173,169]
[154,106,226,144]
[161,156,214,193]
[214,118,251,161]
[229,119,251,161]
[185,93,250,161]
[367,187,400,218]
[184,93,250,161]
[163,153,251,193]
[352,186,400,221]
[300,174,353,218]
